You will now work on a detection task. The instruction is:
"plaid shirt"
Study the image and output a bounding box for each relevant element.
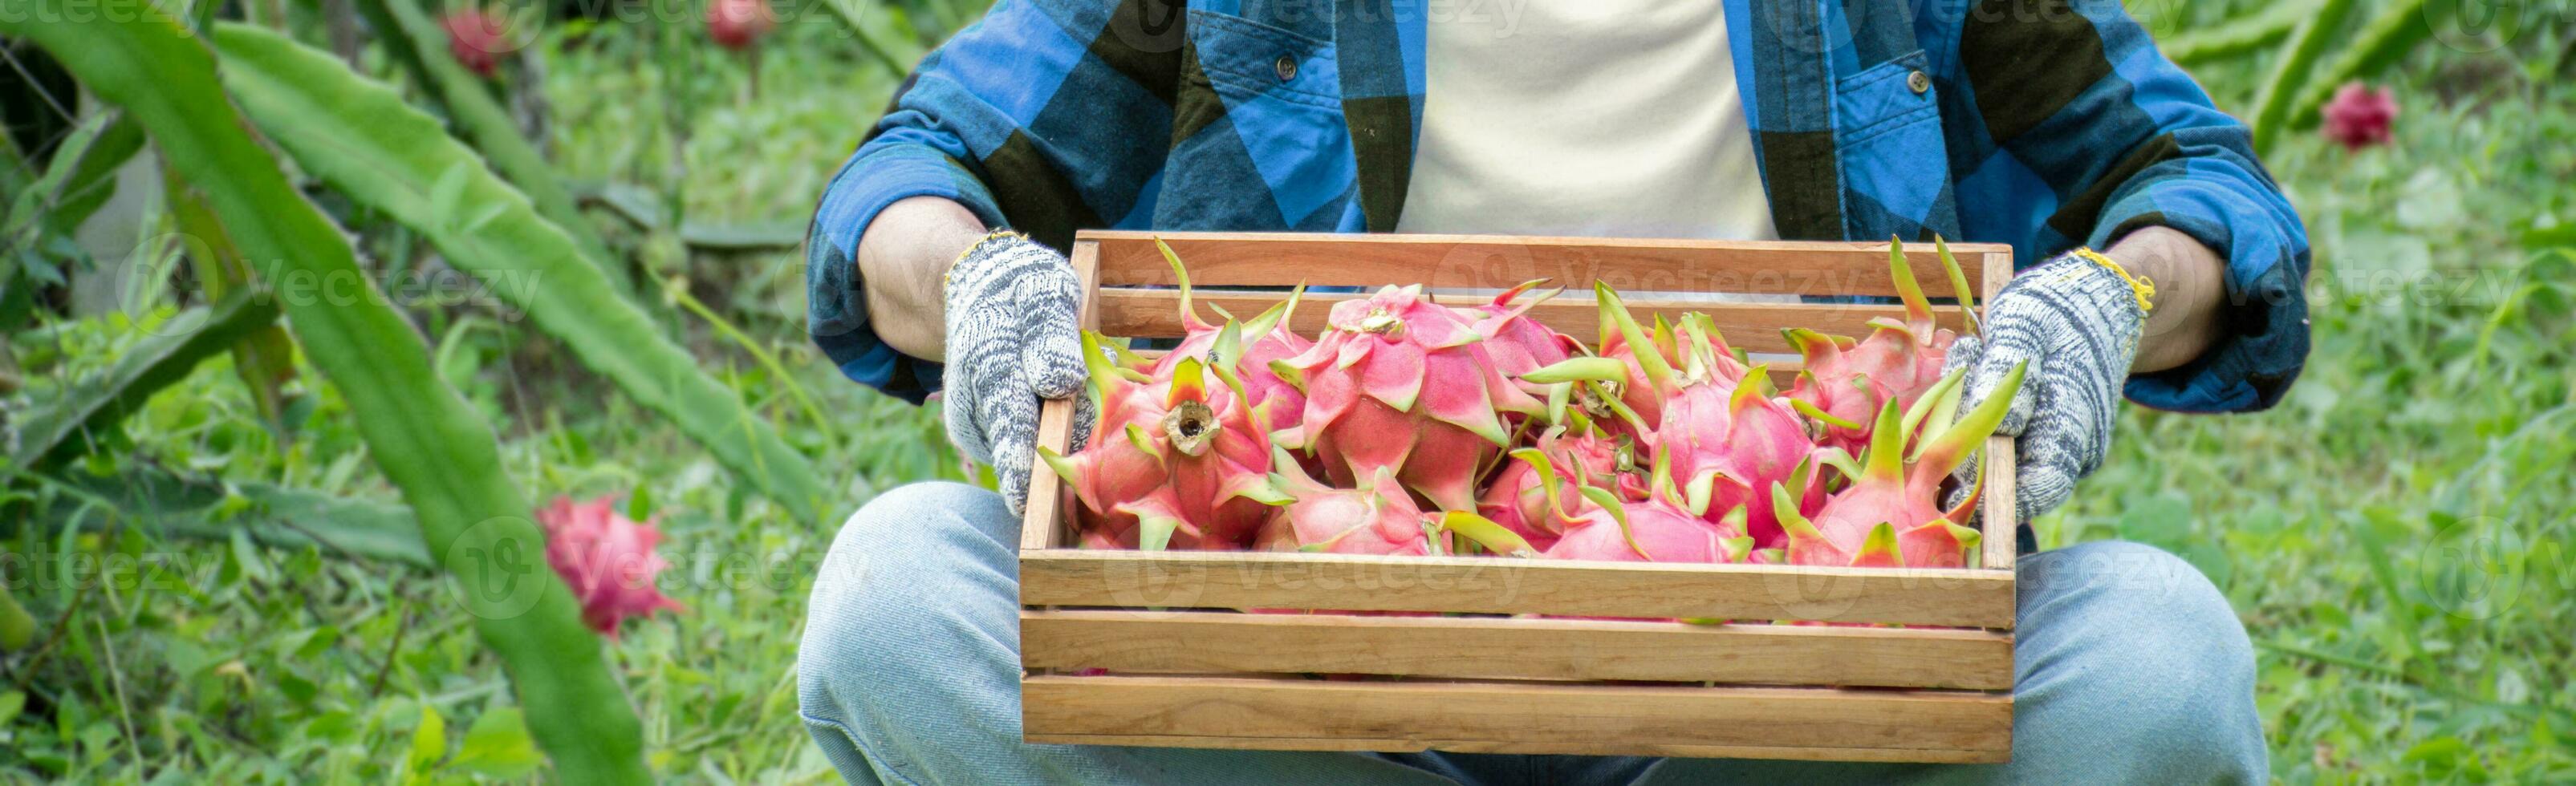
[807,0,2310,413]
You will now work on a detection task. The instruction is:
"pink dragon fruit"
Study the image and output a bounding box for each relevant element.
[705,0,775,51]
[1148,240,1314,419]
[1523,286,1749,439]
[1042,334,1288,550]
[536,496,684,638]
[1475,428,1647,551]
[1656,367,1821,549]
[1456,279,1578,387]
[2321,82,2397,152]
[1776,361,2025,569]
[441,8,513,79]
[1259,453,1536,557]
[1784,238,1972,454]
[1273,285,1544,511]
[1541,451,1754,565]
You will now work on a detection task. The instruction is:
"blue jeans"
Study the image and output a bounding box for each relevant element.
[798,482,2267,784]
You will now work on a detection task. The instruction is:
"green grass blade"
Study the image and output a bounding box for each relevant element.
[211,23,827,524]
[0,6,651,781]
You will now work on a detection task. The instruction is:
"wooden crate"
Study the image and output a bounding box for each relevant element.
[1020,230,2019,763]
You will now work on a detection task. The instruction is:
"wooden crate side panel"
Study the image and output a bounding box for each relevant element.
[1020,551,2016,628]
[1022,675,2011,761]
[1085,231,2005,300]
[1020,610,2014,689]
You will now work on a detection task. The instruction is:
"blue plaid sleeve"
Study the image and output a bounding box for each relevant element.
[806,0,1182,403]
[1947,0,2312,413]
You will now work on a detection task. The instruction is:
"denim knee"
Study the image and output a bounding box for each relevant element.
[796,482,1019,729]
[2020,541,2267,779]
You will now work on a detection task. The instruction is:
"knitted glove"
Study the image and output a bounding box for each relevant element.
[1943,249,2151,523]
[942,232,1091,516]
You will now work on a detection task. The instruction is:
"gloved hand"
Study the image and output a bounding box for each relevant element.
[941,232,1091,515]
[1943,248,2152,523]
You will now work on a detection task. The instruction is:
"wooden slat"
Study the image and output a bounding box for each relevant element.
[1981,437,2017,571]
[1085,231,2005,299]
[1976,249,2017,572]
[1018,241,1100,552]
[1019,550,2016,628]
[1021,610,2013,688]
[1022,675,2011,761]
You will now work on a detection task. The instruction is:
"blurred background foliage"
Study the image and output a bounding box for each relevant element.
[0,0,2570,780]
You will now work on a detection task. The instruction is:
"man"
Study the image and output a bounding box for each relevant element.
[796,0,2307,782]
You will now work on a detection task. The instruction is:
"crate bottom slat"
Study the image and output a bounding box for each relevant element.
[1022,675,2011,764]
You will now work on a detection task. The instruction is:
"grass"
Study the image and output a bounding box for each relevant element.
[5,4,2574,782]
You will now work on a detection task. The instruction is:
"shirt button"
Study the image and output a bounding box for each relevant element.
[1908,70,1931,94]
[1275,55,1298,82]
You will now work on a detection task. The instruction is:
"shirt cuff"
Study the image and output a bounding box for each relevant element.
[806,144,1006,404]
[2090,186,2311,414]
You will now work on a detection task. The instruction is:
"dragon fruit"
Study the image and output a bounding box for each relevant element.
[1542,449,1753,564]
[1784,238,1973,454]
[1523,286,1749,438]
[1273,285,1544,511]
[1656,368,1820,550]
[1456,280,1578,387]
[705,0,774,51]
[1475,428,1646,550]
[1042,334,1288,550]
[1148,240,1314,419]
[536,496,684,638]
[1777,361,2026,569]
[1260,453,1536,557]
[441,8,512,79]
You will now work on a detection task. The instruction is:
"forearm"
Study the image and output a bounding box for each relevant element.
[2103,226,2227,374]
[857,196,990,361]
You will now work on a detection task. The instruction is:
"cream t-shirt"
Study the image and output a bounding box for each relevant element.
[1396,0,1776,241]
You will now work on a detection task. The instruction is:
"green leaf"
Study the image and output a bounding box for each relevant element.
[9,290,280,469]
[452,707,544,779]
[211,24,827,524]
[0,588,33,651]
[1,6,649,782]
[408,703,448,775]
